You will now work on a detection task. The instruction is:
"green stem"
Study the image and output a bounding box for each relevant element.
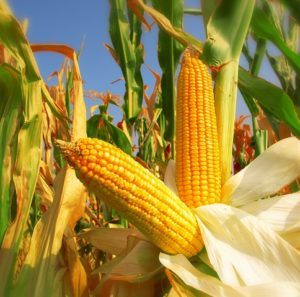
[215,62,238,184]
[250,38,268,155]
[253,118,268,156]
[250,39,267,76]
[183,8,202,15]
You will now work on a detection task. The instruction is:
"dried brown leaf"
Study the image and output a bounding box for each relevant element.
[78,228,145,255]
[63,229,89,297]
[15,46,87,295]
[127,0,152,31]
[93,237,162,296]
[279,122,292,139]
[97,279,156,297]
[144,65,161,122]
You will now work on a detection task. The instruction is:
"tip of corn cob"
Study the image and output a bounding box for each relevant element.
[54,139,72,152]
[181,47,200,63]
[54,139,80,167]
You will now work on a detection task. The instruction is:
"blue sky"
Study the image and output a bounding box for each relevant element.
[9,0,274,123]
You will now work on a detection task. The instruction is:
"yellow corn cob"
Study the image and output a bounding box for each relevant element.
[56,138,203,257]
[176,49,221,208]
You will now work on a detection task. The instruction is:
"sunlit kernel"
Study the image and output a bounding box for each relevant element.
[90,149,97,155]
[193,190,201,196]
[88,155,97,162]
[80,166,88,173]
[127,174,135,182]
[87,162,96,170]
[100,159,107,166]
[201,191,209,196]
[94,164,101,173]
[86,171,94,179]
[208,197,216,203]
[81,159,87,166]
[82,149,89,155]
[200,185,208,191]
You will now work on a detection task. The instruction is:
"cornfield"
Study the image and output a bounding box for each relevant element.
[1,0,300,296]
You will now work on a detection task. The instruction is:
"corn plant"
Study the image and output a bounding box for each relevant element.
[1,0,300,296]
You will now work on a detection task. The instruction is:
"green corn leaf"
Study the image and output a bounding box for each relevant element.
[239,90,259,116]
[251,7,300,75]
[238,67,300,136]
[201,0,217,29]
[266,54,297,101]
[262,1,285,39]
[140,108,162,149]
[0,4,43,293]
[87,114,102,138]
[103,118,132,155]
[0,65,23,244]
[152,0,184,148]
[87,114,132,155]
[130,0,203,52]
[65,68,73,117]
[109,0,143,120]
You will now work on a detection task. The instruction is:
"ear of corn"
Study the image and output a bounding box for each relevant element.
[176,49,221,208]
[56,138,203,257]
